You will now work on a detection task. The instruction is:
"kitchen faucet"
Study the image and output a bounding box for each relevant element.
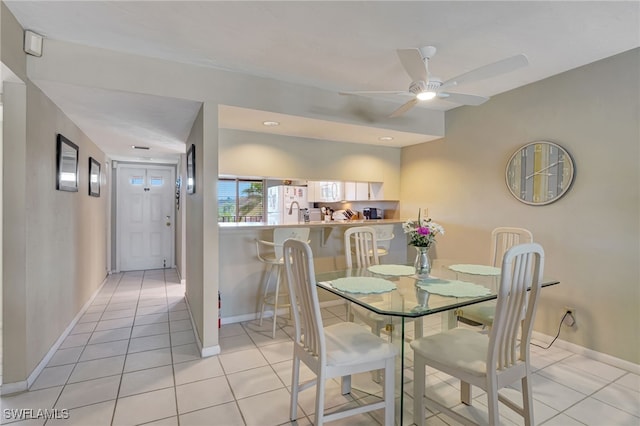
[288,201,301,223]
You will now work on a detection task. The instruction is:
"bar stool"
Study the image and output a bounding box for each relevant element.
[372,224,395,258]
[256,227,310,338]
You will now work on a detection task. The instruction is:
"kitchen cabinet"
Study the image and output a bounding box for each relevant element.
[369,182,384,200]
[344,181,370,201]
[307,181,344,202]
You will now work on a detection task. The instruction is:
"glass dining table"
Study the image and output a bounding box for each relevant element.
[315,259,559,425]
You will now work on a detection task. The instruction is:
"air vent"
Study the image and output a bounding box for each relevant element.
[131,145,150,150]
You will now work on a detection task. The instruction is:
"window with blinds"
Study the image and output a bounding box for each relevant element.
[218,179,264,222]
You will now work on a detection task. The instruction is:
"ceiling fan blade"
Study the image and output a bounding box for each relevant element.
[340,90,409,96]
[442,54,529,89]
[438,92,489,106]
[397,48,428,82]
[389,98,418,118]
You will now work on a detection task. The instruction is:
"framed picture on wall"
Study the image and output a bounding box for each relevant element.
[187,144,195,194]
[56,134,79,192]
[88,157,101,197]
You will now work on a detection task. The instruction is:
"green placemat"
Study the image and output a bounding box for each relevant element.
[417,279,491,297]
[330,277,397,294]
[367,264,415,276]
[449,264,501,276]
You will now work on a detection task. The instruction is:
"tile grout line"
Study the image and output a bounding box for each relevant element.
[109,271,144,426]
[42,272,125,426]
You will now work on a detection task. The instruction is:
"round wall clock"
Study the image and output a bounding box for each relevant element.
[505,141,575,205]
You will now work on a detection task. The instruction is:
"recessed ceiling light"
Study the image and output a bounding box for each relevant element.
[379,136,394,141]
[262,120,280,127]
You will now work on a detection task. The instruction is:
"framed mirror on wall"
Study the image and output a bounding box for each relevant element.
[187,144,195,194]
[89,157,101,197]
[56,134,79,192]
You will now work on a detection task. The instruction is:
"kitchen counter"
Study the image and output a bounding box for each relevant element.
[217,219,409,324]
[218,218,404,230]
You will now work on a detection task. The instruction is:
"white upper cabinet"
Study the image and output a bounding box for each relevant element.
[308,181,344,202]
[309,181,385,202]
[344,182,370,201]
[369,182,384,200]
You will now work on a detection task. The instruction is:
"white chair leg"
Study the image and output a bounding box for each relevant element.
[414,317,423,339]
[461,381,472,405]
[373,321,384,383]
[315,377,325,426]
[259,264,276,326]
[487,379,499,426]
[271,265,281,339]
[413,354,426,426]
[383,357,395,426]
[290,355,300,420]
[522,375,534,426]
[340,375,351,395]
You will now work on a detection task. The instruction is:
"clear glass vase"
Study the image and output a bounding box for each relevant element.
[414,246,431,279]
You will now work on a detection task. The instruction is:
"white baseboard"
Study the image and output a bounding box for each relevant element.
[0,380,28,396]
[183,294,220,357]
[220,300,346,325]
[1,275,109,395]
[532,331,640,374]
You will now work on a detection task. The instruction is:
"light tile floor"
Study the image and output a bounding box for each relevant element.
[1,269,638,426]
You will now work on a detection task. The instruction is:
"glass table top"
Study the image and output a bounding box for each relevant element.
[316,259,559,318]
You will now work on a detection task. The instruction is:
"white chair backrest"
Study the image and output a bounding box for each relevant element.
[344,226,379,268]
[283,239,325,362]
[488,243,544,372]
[490,227,533,267]
[273,227,310,259]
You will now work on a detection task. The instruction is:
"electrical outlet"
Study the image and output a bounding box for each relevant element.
[422,208,429,217]
[563,306,576,327]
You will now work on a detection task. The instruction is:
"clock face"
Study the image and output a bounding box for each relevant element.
[506,141,575,205]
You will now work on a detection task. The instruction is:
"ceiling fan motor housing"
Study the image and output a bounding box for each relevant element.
[409,80,442,95]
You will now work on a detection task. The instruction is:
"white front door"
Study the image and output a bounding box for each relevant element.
[117,164,175,271]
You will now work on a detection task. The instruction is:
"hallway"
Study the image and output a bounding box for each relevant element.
[0,269,638,426]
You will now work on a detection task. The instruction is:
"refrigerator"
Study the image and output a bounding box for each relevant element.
[267,185,309,225]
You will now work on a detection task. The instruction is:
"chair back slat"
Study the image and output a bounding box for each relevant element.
[489,243,544,372]
[344,226,379,268]
[490,227,533,267]
[283,239,325,363]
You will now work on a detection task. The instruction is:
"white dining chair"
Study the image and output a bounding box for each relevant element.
[283,239,397,426]
[456,227,533,328]
[343,227,386,334]
[344,226,423,343]
[412,242,545,426]
[344,226,379,268]
[255,227,310,338]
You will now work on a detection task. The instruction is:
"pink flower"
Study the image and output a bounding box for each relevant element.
[417,226,431,235]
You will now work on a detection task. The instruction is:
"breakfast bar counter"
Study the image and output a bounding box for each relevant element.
[218,218,404,230]
[218,219,409,324]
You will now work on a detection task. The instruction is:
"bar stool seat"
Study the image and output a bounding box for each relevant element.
[255,227,310,338]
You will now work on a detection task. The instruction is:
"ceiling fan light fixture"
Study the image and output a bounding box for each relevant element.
[417,91,437,101]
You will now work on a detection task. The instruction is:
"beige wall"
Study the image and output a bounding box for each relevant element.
[219,129,402,199]
[184,106,205,347]
[2,3,109,384]
[184,103,220,352]
[1,2,27,82]
[400,48,640,363]
[3,81,109,384]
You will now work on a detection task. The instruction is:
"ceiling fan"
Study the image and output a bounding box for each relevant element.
[341,46,529,117]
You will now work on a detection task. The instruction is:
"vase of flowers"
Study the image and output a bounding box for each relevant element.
[402,212,444,279]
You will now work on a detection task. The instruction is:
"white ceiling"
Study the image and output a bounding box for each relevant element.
[4,1,639,161]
